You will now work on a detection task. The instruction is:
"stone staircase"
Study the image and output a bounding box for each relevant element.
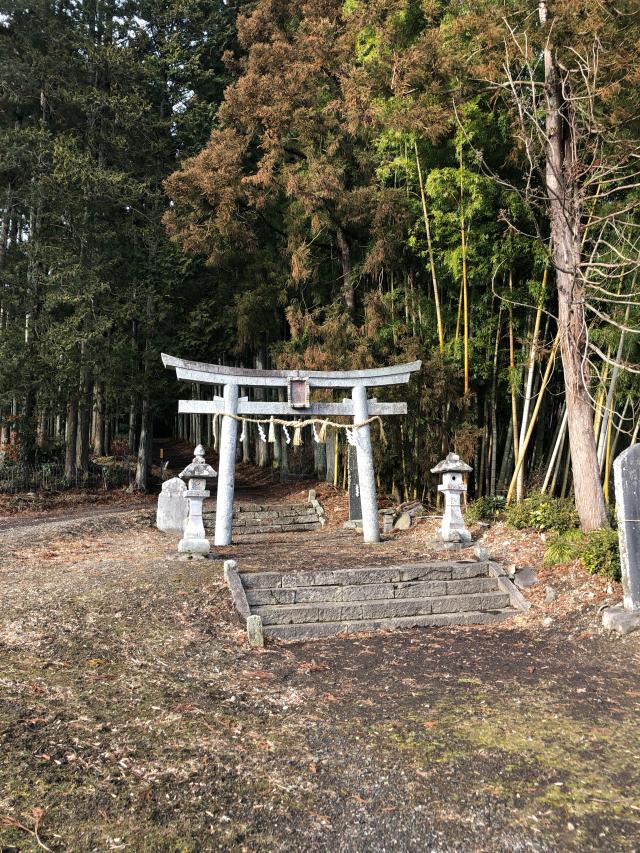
[203,501,323,541]
[226,560,527,642]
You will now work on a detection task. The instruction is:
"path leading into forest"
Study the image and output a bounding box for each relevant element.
[1,479,639,852]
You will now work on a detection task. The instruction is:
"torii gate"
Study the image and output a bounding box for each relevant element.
[162,354,421,546]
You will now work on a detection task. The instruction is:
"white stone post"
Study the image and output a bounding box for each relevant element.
[352,385,380,544]
[215,383,239,546]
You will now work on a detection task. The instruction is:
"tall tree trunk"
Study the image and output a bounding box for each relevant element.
[544,36,608,530]
[65,397,78,480]
[94,382,106,456]
[128,398,137,453]
[135,295,155,490]
[76,349,92,472]
[135,395,152,490]
[335,227,355,316]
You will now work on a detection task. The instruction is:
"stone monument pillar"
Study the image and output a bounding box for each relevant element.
[431,453,473,544]
[156,477,188,533]
[178,444,217,556]
[602,443,640,634]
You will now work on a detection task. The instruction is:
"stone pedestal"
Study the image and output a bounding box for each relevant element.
[602,444,640,634]
[178,445,217,557]
[431,453,473,544]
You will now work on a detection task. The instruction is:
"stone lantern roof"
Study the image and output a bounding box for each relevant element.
[430,452,472,476]
[179,444,217,480]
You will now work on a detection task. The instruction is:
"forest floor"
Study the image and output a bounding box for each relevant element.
[1,478,639,852]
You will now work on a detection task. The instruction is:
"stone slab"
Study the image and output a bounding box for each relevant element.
[264,609,514,641]
[429,591,509,614]
[614,444,640,609]
[281,570,336,588]
[224,561,251,621]
[254,591,510,626]
[245,588,297,606]
[487,562,531,612]
[156,477,188,533]
[241,571,283,589]
[332,567,401,585]
[393,580,448,598]
[602,602,640,635]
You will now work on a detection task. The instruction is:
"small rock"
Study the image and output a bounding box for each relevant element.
[514,566,538,589]
[545,585,557,603]
[542,616,553,627]
[474,545,489,561]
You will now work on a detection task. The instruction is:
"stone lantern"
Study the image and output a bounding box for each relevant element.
[178,444,217,556]
[431,452,473,544]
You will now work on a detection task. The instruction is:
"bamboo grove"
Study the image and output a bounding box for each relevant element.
[1,0,639,524]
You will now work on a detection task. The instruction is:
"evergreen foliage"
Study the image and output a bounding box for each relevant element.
[1,0,639,510]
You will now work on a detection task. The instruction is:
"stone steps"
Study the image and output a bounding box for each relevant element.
[228,560,526,642]
[203,502,322,538]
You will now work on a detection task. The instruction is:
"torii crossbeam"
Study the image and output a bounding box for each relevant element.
[162,353,421,545]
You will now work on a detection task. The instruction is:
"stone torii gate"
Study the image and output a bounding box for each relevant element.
[162,354,421,546]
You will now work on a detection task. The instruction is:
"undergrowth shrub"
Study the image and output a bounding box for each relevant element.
[580,528,620,580]
[543,528,620,580]
[505,492,579,533]
[465,496,506,524]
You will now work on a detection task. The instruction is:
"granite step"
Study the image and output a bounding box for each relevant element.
[266,609,514,640]
[240,561,491,590]
[244,576,499,605]
[254,591,511,626]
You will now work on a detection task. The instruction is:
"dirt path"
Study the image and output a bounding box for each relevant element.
[1,499,639,852]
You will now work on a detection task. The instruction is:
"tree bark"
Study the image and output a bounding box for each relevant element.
[135,395,152,490]
[544,43,608,530]
[335,227,355,316]
[94,382,106,456]
[65,397,78,480]
[76,357,93,472]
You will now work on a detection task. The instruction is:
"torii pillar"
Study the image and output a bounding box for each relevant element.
[352,385,379,543]
[215,382,239,547]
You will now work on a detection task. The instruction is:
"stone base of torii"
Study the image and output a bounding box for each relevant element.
[162,354,421,546]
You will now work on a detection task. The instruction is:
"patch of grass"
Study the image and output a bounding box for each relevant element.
[581,527,620,580]
[543,529,585,567]
[369,686,640,846]
[543,527,621,580]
